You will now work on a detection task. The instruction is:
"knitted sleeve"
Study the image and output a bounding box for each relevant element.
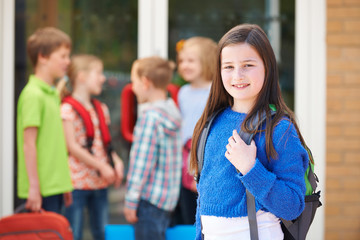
[239,119,309,220]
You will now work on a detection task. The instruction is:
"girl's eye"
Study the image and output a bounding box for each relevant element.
[223,65,233,69]
[244,64,254,68]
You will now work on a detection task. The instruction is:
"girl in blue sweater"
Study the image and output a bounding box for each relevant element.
[190,24,309,239]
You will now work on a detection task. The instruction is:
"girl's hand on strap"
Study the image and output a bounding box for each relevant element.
[225,129,256,175]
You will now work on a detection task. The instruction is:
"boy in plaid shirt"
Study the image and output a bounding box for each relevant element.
[124,56,182,240]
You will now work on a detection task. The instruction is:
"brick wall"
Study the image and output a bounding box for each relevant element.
[326,0,360,239]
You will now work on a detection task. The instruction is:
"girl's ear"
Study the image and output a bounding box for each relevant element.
[77,71,87,84]
[141,76,153,89]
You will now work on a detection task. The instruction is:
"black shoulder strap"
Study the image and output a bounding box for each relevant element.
[195,109,275,183]
[195,108,224,182]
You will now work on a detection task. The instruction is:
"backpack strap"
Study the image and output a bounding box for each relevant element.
[243,110,275,240]
[246,190,259,240]
[306,147,318,192]
[62,97,114,167]
[92,99,114,167]
[92,99,112,148]
[62,96,94,152]
[195,108,224,183]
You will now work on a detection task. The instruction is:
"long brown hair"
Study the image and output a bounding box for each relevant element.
[189,24,307,175]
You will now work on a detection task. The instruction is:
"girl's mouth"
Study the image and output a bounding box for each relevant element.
[232,83,249,88]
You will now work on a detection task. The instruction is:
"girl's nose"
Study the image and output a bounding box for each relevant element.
[234,68,245,80]
[180,62,187,69]
[65,57,71,66]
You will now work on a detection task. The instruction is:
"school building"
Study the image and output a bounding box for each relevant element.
[1,0,359,239]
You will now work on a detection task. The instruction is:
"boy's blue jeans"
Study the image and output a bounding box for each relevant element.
[134,200,171,240]
[21,194,64,213]
[65,188,108,240]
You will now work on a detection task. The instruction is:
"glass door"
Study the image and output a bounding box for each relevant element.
[15,0,138,232]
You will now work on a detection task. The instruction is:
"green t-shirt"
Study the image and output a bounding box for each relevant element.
[17,75,73,198]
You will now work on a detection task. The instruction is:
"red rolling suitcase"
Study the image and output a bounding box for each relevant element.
[0,204,73,240]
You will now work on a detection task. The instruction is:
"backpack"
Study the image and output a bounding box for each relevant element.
[0,204,73,240]
[195,107,322,240]
[62,96,114,167]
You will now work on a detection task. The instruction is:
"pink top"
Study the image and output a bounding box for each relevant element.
[182,139,195,190]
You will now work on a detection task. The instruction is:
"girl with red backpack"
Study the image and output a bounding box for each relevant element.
[60,54,124,240]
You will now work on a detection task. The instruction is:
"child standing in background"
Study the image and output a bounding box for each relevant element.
[124,56,182,240]
[190,24,309,239]
[60,54,124,240]
[176,37,217,224]
[16,27,73,213]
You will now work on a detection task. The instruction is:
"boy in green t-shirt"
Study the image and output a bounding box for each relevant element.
[17,27,73,213]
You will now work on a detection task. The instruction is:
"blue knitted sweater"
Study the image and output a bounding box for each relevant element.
[195,107,309,239]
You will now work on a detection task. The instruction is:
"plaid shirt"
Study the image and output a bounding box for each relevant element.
[125,99,182,211]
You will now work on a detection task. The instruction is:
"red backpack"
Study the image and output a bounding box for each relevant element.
[62,96,114,167]
[0,204,73,240]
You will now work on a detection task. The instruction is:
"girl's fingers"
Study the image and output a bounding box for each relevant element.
[226,144,231,151]
[228,130,243,145]
[232,130,242,143]
[224,150,230,159]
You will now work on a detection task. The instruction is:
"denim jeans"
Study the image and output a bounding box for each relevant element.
[134,200,171,240]
[64,188,108,240]
[41,194,64,213]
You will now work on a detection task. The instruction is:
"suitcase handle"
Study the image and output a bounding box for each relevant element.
[14,203,44,214]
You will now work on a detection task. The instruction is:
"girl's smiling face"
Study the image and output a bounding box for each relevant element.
[178,46,203,83]
[221,43,265,113]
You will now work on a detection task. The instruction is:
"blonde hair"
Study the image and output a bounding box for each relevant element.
[27,27,71,67]
[59,54,102,99]
[177,37,217,82]
[134,56,175,90]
